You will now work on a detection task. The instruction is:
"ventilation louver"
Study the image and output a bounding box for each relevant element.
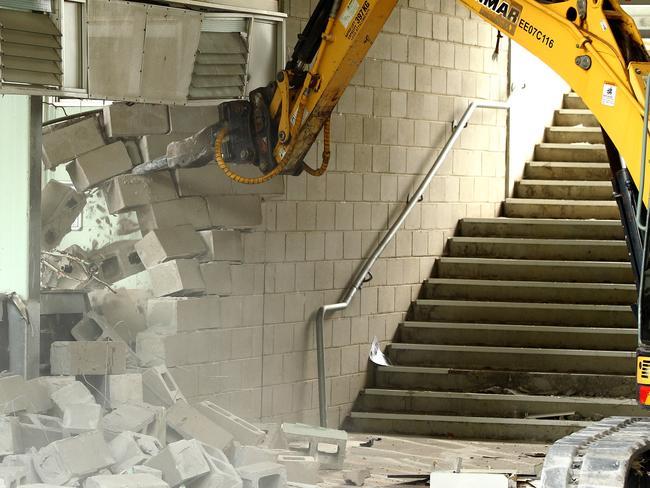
[189,17,251,100]
[0,9,61,88]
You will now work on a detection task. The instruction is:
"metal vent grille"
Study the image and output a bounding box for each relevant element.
[189,16,251,100]
[0,9,61,88]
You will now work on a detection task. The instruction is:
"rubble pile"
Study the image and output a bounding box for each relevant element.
[0,372,349,488]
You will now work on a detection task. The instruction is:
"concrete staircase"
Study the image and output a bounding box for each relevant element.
[346,93,650,442]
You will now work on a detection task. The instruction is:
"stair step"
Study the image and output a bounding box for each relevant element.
[374,366,637,397]
[563,93,587,110]
[515,180,612,200]
[412,299,634,327]
[400,321,636,349]
[524,161,611,181]
[505,198,619,219]
[554,109,598,127]
[346,412,590,442]
[388,343,634,374]
[448,237,628,261]
[355,389,646,419]
[423,278,635,304]
[534,143,608,162]
[435,257,634,283]
[545,126,604,144]
[460,217,624,239]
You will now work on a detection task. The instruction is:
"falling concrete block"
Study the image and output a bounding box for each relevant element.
[196,402,265,447]
[147,297,220,333]
[88,288,150,346]
[50,381,95,413]
[142,366,186,407]
[0,375,29,415]
[166,400,233,451]
[19,415,64,450]
[32,431,114,485]
[86,474,169,488]
[135,226,206,268]
[199,262,232,296]
[103,173,177,214]
[237,463,286,488]
[102,404,156,437]
[149,259,205,297]
[103,104,170,138]
[90,240,145,284]
[277,456,319,485]
[42,117,105,169]
[41,180,87,251]
[205,196,262,228]
[108,432,163,474]
[62,403,102,435]
[198,230,243,263]
[281,423,347,470]
[136,198,211,234]
[0,417,23,456]
[66,141,133,192]
[2,453,41,484]
[0,465,28,488]
[50,341,127,375]
[193,443,242,488]
[429,473,511,487]
[144,440,210,488]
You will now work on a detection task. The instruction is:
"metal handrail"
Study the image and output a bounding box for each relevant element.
[314,99,510,427]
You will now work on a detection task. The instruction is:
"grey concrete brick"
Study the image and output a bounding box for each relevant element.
[136,225,206,268]
[66,141,133,192]
[42,117,105,169]
[50,341,127,375]
[136,197,211,234]
[102,172,177,214]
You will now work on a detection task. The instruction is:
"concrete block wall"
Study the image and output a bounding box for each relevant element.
[169,0,509,426]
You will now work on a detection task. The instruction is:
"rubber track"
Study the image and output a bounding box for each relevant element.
[541,416,650,487]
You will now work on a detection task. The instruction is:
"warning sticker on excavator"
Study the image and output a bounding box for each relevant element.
[344,0,371,40]
[602,83,617,107]
[340,0,360,29]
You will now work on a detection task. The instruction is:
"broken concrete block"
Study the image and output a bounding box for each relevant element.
[50,381,95,413]
[89,374,143,408]
[108,432,162,474]
[50,341,127,375]
[103,104,170,138]
[31,376,76,397]
[205,196,262,228]
[199,262,232,296]
[139,133,193,162]
[86,474,169,488]
[237,463,286,488]
[0,465,28,488]
[142,366,186,407]
[2,454,40,484]
[136,198,211,234]
[429,473,510,488]
[281,423,347,470]
[149,259,205,297]
[129,466,163,478]
[62,403,102,436]
[232,446,278,468]
[42,117,105,169]
[32,431,114,485]
[193,443,242,488]
[196,402,265,447]
[88,289,150,346]
[41,180,87,251]
[144,440,210,488]
[66,141,133,192]
[277,456,319,485]
[90,240,145,284]
[102,404,156,437]
[342,468,370,486]
[0,417,23,456]
[103,173,177,214]
[257,424,287,450]
[136,226,206,268]
[199,230,243,263]
[19,415,64,450]
[169,106,219,134]
[0,375,29,415]
[147,297,220,333]
[166,400,233,451]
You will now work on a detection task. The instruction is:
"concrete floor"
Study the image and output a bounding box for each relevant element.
[321,433,548,486]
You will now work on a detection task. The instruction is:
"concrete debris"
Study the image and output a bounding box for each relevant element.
[103,104,171,138]
[342,468,370,486]
[89,241,145,285]
[136,198,211,235]
[429,472,512,487]
[62,403,102,435]
[102,173,177,214]
[50,381,95,414]
[231,446,278,468]
[87,374,144,409]
[278,456,320,485]
[135,226,206,269]
[144,440,209,487]
[196,402,265,448]
[67,141,133,192]
[2,453,41,483]
[148,259,206,298]
[0,375,30,415]
[102,404,156,437]
[108,432,163,474]
[281,424,347,470]
[87,288,150,346]
[41,180,87,251]
[86,473,169,488]
[0,465,28,488]
[50,341,127,376]
[20,415,64,450]
[142,366,186,407]
[166,400,234,452]
[237,462,287,488]
[0,417,23,456]
[42,116,105,170]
